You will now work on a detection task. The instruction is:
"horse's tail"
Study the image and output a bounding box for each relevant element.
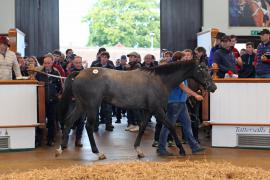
[58,72,80,128]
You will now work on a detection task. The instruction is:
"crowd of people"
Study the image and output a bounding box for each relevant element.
[210,28,270,79]
[0,28,270,156]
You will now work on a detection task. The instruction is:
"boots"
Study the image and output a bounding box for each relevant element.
[75,138,83,147]
[115,119,121,123]
[105,124,114,131]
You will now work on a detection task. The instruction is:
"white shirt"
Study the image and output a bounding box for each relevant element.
[0,50,22,80]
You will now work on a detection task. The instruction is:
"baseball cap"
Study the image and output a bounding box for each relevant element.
[258,29,270,35]
[127,52,138,57]
[0,36,9,46]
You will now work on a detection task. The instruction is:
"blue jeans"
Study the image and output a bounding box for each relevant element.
[256,73,270,78]
[158,102,200,152]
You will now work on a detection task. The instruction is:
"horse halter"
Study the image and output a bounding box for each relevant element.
[196,64,212,91]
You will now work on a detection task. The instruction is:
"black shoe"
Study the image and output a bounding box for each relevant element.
[62,144,67,149]
[167,140,175,147]
[156,149,174,156]
[94,127,99,132]
[35,141,41,148]
[115,119,121,123]
[106,124,114,128]
[47,140,53,147]
[152,141,159,147]
[105,126,114,131]
[192,147,206,154]
[99,119,106,124]
[75,138,83,147]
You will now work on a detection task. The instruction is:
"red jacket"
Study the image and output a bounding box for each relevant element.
[53,64,66,77]
[232,47,240,71]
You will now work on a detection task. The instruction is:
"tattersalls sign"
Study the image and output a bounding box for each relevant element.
[235,127,270,134]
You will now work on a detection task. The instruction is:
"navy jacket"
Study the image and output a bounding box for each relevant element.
[91,59,115,69]
[213,48,237,78]
[256,41,270,75]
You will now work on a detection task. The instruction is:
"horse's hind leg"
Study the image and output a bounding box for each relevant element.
[155,109,186,156]
[55,103,83,157]
[62,105,84,148]
[134,110,150,158]
[85,109,106,160]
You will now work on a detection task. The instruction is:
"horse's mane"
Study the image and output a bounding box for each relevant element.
[140,60,196,75]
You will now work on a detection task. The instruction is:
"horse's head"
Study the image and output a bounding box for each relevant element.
[192,63,217,93]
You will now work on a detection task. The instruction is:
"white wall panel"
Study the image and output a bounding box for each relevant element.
[0,85,37,125]
[210,83,270,123]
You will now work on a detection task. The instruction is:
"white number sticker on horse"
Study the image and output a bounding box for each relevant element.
[93,69,99,74]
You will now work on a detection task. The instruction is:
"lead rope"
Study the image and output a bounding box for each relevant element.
[32,69,67,79]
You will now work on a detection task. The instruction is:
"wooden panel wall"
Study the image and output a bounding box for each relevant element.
[15,0,59,57]
[160,0,202,51]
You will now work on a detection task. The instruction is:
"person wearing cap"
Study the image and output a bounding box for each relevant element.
[213,35,237,78]
[255,29,270,78]
[208,32,226,67]
[125,51,143,132]
[0,36,22,80]
[125,52,141,70]
[91,51,115,132]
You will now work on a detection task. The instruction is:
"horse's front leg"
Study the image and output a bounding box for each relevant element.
[156,109,186,156]
[86,109,106,160]
[134,111,150,158]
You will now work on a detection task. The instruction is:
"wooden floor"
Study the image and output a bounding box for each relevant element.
[1,117,270,174]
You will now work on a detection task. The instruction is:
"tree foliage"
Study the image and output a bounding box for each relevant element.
[83,0,160,48]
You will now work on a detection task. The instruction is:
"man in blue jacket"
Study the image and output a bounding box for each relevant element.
[213,35,237,78]
[157,81,205,156]
[256,29,270,78]
[208,32,225,67]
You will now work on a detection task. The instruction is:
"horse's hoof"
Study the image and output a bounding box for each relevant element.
[61,145,67,150]
[137,152,145,158]
[135,147,145,158]
[55,148,63,157]
[98,153,106,160]
[179,150,186,157]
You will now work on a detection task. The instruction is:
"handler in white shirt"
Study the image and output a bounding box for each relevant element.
[0,36,22,80]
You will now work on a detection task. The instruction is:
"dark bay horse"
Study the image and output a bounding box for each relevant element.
[56,61,217,159]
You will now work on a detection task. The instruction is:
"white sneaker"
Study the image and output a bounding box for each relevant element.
[125,125,135,131]
[129,125,139,132]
